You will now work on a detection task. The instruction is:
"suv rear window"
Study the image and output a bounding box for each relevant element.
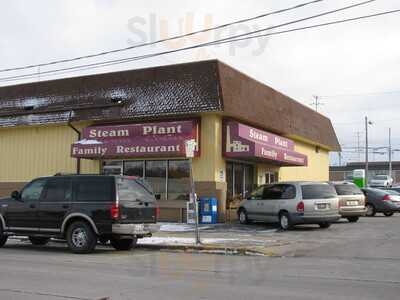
[117,177,154,201]
[75,177,113,202]
[301,184,337,199]
[334,184,363,196]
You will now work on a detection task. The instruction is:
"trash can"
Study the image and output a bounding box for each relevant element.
[198,197,218,224]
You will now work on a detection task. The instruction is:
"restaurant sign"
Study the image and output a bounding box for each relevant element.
[223,120,307,166]
[71,119,200,159]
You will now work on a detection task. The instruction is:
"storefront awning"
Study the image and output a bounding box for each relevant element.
[223,120,308,166]
[71,119,200,159]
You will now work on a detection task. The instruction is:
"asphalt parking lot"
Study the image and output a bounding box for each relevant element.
[1,215,400,300]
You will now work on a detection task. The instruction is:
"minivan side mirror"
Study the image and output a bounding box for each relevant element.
[154,194,161,200]
[11,190,21,200]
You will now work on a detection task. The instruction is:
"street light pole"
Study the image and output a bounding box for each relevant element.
[365,117,369,187]
[389,128,392,178]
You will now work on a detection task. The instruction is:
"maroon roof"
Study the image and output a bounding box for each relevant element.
[0,60,340,150]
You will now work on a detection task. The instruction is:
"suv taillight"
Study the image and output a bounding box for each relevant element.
[383,195,392,201]
[111,203,120,219]
[156,207,160,220]
[297,201,305,213]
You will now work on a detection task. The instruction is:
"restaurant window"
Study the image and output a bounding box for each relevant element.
[145,161,167,201]
[124,161,144,177]
[102,161,123,175]
[102,159,191,201]
[167,160,190,201]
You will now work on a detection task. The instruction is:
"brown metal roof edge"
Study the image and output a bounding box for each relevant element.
[215,60,341,151]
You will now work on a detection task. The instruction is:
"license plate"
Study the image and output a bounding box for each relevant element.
[347,201,358,206]
[317,203,328,209]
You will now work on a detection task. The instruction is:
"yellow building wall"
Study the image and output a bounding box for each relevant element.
[279,140,330,182]
[0,123,99,182]
[192,114,225,183]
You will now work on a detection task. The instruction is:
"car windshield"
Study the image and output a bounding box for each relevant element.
[334,184,363,195]
[301,184,337,199]
[373,175,388,180]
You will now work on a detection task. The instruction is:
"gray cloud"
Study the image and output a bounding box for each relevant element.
[1,0,399,165]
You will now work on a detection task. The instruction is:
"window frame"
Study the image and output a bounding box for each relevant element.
[20,178,48,203]
[41,177,72,203]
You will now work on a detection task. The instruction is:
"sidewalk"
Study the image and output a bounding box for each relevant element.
[137,222,290,256]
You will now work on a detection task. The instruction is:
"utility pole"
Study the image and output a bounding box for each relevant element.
[311,95,324,112]
[365,117,373,187]
[356,131,362,162]
[338,152,342,166]
[389,128,392,178]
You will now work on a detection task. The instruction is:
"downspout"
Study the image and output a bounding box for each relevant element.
[68,111,81,174]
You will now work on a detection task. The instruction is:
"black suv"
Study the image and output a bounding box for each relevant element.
[0,175,160,254]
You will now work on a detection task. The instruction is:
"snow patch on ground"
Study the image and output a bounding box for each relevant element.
[138,237,275,246]
[159,223,212,232]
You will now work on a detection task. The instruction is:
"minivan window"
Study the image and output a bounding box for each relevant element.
[301,184,337,199]
[42,178,72,202]
[117,178,154,201]
[249,186,266,200]
[263,185,296,200]
[75,178,113,202]
[334,184,363,196]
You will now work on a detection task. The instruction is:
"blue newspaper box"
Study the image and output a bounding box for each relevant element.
[198,197,218,224]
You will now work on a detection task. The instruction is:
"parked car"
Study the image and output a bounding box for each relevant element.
[237,182,340,230]
[329,181,367,223]
[388,186,400,193]
[362,188,400,217]
[0,175,160,253]
[369,175,394,188]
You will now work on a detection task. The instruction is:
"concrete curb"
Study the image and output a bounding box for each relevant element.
[137,243,280,257]
[9,237,281,257]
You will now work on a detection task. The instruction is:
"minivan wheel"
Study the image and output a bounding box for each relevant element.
[110,237,137,251]
[319,222,331,229]
[366,204,376,217]
[66,221,97,254]
[279,212,293,230]
[29,237,50,246]
[384,212,394,217]
[238,209,250,225]
[347,216,359,223]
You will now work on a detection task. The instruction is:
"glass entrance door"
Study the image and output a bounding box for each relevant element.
[226,162,255,204]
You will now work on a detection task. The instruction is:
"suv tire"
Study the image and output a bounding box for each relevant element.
[110,237,137,251]
[0,225,7,248]
[279,212,293,230]
[347,216,359,223]
[66,221,97,254]
[319,222,331,229]
[384,212,394,217]
[29,237,50,246]
[238,209,250,225]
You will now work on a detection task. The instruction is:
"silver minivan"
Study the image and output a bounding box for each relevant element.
[237,182,340,230]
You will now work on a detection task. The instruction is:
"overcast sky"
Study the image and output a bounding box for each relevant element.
[1,0,399,165]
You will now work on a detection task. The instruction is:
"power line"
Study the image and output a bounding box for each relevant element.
[0,0,385,85]
[320,90,400,98]
[0,0,324,73]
